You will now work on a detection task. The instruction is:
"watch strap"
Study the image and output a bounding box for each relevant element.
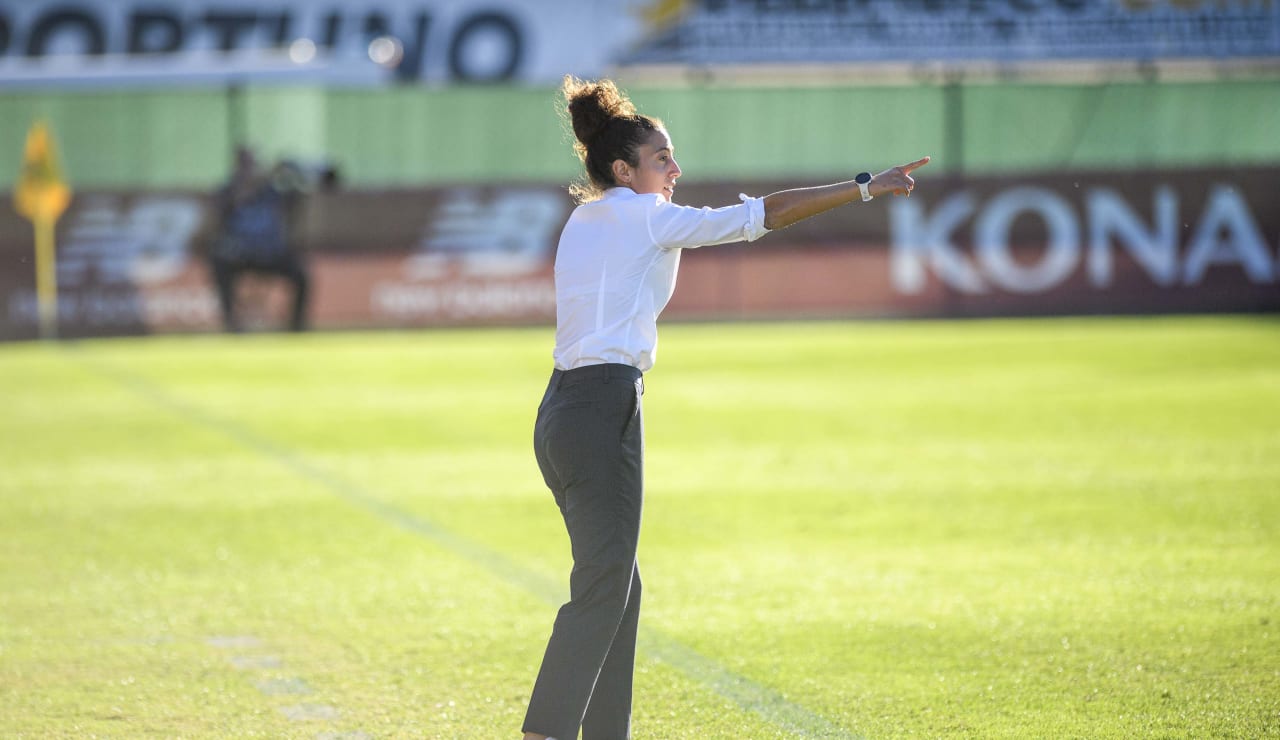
[856,172,873,202]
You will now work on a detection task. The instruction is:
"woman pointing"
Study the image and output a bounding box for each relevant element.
[523,76,929,740]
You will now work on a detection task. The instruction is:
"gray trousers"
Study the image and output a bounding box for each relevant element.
[524,363,645,740]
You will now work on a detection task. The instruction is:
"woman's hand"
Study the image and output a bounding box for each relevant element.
[761,154,932,230]
[870,156,931,198]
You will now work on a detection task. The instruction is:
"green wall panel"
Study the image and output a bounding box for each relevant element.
[0,89,231,189]
[322,86,572,185]
[240,86,330,164]
[627,85,949,182]
[962,79,1279,173]
[1,78,1276,192]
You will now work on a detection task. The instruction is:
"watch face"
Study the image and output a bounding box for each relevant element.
[855,172,872,184]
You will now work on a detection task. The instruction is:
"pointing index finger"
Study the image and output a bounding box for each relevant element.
[901,155,931,174]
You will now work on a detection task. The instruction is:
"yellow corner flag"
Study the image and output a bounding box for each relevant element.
[13,120,72,339]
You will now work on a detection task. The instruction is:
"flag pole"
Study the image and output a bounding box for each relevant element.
[34,216,57,339]
[13,119,72,341]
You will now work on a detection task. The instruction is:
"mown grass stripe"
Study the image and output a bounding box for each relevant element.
[69,344,857,739]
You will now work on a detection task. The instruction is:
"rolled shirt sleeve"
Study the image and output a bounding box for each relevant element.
[551,187,774,372]
[645,193,771,250]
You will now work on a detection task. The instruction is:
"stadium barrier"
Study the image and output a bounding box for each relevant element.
[1,166,1275,340]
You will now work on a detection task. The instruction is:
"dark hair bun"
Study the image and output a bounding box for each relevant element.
[562,76,637,146]
[560,76,662,203]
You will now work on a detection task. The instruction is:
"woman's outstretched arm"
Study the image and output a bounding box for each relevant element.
[762,156,931,231]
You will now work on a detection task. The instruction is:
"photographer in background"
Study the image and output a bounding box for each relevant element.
[206,146,328,333]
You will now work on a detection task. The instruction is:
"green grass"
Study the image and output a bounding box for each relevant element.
[1,317,1277,739]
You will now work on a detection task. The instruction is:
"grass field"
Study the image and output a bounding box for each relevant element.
[1,316,1277,739]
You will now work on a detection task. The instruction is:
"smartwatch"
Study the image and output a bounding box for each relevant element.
[855,172,873,202]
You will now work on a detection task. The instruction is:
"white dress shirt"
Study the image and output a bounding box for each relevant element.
[552,186,770,372]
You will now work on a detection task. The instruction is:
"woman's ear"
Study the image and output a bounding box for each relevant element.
[611,159,631,185]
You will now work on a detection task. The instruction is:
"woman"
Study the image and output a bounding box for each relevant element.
[523,76,928,740]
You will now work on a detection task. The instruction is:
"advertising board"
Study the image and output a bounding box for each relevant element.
[0,0,652,85]
[4,1,1275,88]
[1,166,1275,340]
